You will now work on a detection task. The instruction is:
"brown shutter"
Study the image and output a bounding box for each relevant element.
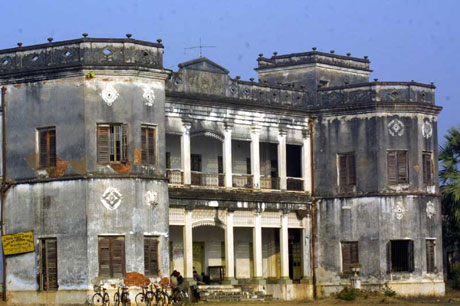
[408,240,414,272]
[39,131,48,168]
[397,151,408,183]
[122,124,128,163]
[341,242,351,274]
[48,129,56,167]
[423,153,432,185]
[426,240,436,273]
[348,154,356,185]
[97,126,110,164]
[339,155,348,186]
[387,151,398,185]
[41,239,58,291]
[148,128,155,165]
[98,237,111,277]
[111,237,125,277]
[350,242,359,265]
[144,238,159,276]
[141,127,147,164]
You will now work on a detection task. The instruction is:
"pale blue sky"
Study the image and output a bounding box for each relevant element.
[0,0,458,142]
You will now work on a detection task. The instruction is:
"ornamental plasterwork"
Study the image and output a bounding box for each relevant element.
[100,187,122,210]
[101,84,119,106]
[422,120,433,139]
[388,119,405,137]
[393,201,406,220]
[143,87,155,106]
[426,201,436,219]
[144,190,159,208]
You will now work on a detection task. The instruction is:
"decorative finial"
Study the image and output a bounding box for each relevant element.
[346,52,351,56]
[258,53,263,57]
[430,82,434,85]
[47,37,53,43]
[330,50,335,54]
[236,76,241,80]
[273,51,278,56]
[17,42,22,47]
[126,33,132,39]
[374,78,378,82]
[312,47,317,51]
[364,56,368,59]
[82,33,88,38]
[411,80,414,82]
[157,38,162,43]
[250,77,255,82]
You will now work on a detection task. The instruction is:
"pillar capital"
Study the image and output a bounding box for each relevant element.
[278,129,287,137]
[224,121,234,131]
[302,128,311,139]
[251,125,261,135]
[182,120,192,133]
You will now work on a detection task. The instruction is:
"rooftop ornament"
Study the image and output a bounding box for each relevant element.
[273,51,278,56]
[157,38,162,43]
[312,47,317,51]
[250,77,254,82]
[126,33,132,39]
[258,53,263,57]
[82,33,88,38]
[330,50,335,54]
[364,56,368,60]
[235,76,241,80]
[374,78,378,82]
[346,52,351,56]
[17,42,22,47]
[47,37,53,43]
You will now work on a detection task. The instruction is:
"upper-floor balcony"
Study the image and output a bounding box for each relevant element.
[165,129,311,193]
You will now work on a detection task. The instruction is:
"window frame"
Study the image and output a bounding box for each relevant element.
[389,239,414,273]
[144,236,160,277]
[141,124,158,166]
[37,127,56,169]
[422,152,434,186]
[387,150,409,185]
[341,241,359,275]
[337,153,356,187]
[98,236,126,278]
[97,123,128,164]
[39,238,58,291]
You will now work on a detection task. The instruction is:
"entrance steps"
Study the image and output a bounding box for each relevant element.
[196,284,273,302]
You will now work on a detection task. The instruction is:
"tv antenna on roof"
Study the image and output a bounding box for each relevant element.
[184,38,216,57]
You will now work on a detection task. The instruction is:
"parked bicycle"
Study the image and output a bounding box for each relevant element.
[114,283,130,306]
[165,283,189,306]
[92,284,110,306]
[135,284,156,306]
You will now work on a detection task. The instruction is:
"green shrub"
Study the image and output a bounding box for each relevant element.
[337,286,362,301]
[453,263,460,289]
[382,283,397,297]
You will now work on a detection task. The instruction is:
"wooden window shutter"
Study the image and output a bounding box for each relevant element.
[111,237,125,277]
[423,153,432,185]
[97,126,110,164]
[122,124,128,162]
[408,240,415,272]
[341,242,352,274]
[144,237,159,276]
[98,237,111,277]
[350,242,359,266]
[148,128,155,165]
[45,239,58,290]
[348,154,356,185]
[426,240,436,273]
[387,151,398,185]
[387,241,392,273]
[339,155,348,186]
[48,129,56,167]
[397,151,408,183]
[39,130,48,167]
[141,127,147,164]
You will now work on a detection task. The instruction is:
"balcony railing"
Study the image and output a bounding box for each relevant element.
[167,169,183,184]
[260,176,280,190]
[191,171,224,187]
[287,177,304,191]
[232,174,253,188]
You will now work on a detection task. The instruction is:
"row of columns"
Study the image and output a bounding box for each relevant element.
[182,209,312,283]
[179,121,312,192]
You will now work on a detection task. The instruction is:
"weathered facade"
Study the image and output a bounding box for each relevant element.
[0,36,443,304]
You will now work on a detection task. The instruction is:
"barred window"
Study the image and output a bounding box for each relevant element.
[389,240,414,272]
[338,153,356,186]
[144,237,159,276]
[38,127,56,168]
[39,238,58,291]
[98,236,125,278]
[387,151,408,185]
[423,152,433,185]
[141,125,157,165]
[97,124,128,164]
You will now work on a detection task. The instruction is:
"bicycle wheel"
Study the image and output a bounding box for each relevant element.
[113,292,120,306]
[103,292,111,306]
[122,292,131,306]
[146,290,156,306]
[135,292,147,306]
[173,290,187,306]
[92,293,105,306]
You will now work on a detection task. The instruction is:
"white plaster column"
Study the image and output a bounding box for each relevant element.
[250,127,261,189]
[301,129,312,193]
[301,214,312,280]
[183,208,194,281]
[280,211,290,280]
[253,210,263,279]
[223,125,233,188]
[181,121,192,185]
[224,209,236,282]
[278,130,287,190]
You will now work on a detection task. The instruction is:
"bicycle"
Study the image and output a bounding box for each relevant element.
[167,283,189,306]
[135,284,156,306]
[114,283,130,306]
[91,284,110,306]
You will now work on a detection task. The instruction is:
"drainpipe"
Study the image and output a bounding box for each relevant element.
[1,86,7,301]
[309,120,318,299]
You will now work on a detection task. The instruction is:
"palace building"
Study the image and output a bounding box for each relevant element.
[0,36,444,304]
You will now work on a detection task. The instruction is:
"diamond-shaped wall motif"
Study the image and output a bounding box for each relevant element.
[426,201,436,219]
[144,190,159,208]
[101,84,119,106]
[100,187,122,210]
[388,119,405,136]
[393,201,406,220]
[143,87,155,106]
[422,121,433,139]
